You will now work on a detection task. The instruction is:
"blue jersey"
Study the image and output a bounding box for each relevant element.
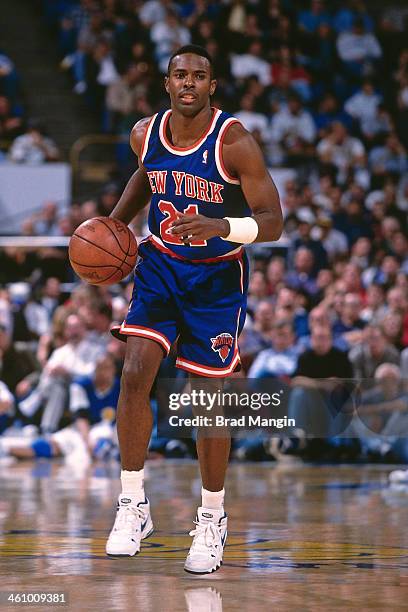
[141,108,251,260]
[71,376,121,424]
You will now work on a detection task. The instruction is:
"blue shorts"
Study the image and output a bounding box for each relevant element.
[111,238,249,377]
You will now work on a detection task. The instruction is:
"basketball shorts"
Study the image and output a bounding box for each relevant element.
[111,238,249,377]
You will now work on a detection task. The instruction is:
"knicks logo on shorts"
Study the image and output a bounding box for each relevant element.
[211,333,234,362]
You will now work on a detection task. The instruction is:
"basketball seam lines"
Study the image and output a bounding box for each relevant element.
[72,234,124,263]
[97,217,129,256]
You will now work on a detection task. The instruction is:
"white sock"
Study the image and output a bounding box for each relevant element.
[121,469,145,503]
[201,487,224,510]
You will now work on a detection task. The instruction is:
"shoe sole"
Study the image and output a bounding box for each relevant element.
[184,560,223,575]
[106,527,154,557]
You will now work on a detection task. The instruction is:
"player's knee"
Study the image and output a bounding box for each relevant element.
[121,361,150,397]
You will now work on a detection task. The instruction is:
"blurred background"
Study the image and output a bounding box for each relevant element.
[0,0,407,465]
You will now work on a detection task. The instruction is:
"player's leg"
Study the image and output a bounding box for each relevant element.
[184,376,229,574]
[106,336,163,557]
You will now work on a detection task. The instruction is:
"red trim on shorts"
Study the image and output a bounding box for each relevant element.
[175,349,240,378]
[118,323,171,355]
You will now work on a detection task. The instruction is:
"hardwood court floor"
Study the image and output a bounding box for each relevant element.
[1,460,408,611]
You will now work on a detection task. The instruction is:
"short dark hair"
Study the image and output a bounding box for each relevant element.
[167,44,214,77]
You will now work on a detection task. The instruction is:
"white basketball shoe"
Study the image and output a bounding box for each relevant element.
[184,507,227,574]
[106,495,154,556]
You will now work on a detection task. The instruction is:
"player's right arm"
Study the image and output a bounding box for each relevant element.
[109,117,153,225]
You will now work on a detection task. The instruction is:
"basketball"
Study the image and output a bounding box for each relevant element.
[69,217,138,285]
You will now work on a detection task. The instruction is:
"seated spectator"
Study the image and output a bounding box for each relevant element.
[291,208,329,273]
[317,122,366,185]
[275,286,309,337]
[270,45,312,103]
[336,17,382,78]
[313,92,352,136]
[297,0,331,34]
[150,9,191,74]
[360,104,393,142]
[333,1,374,34]
[32,201,59,236]
[369,133,407,178]
[289,325,353,436]
[270,92,316,165]
[84,39,119,114]
[349,325,400,380]
[360,283,387,323]
[344,79,382,129]
[106,62,148,129]
[239,300,274,371]
[234,94,269,144]
[350,363,408,462]
[0,353,120,465]
[247,271,269,315]
[312,215,348,261]
[9,119,60,164]
[285,247,319,298]
[18,314,105,433]
[230,39,272,86]
[332,292,366,347]
[248,320,299,380]
[266,257,286,295]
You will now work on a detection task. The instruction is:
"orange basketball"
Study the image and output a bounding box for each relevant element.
[69,216,138,285]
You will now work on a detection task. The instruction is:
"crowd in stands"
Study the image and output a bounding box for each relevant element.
[0,46,60,163]
[0,0,407,465]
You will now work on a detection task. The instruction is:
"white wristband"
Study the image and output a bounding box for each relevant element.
[221,217,259,244]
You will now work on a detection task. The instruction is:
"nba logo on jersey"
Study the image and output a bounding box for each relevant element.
[202,149,208,164]
[211,333,234,362]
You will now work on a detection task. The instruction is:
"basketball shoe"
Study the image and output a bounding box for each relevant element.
[184,507,227,574]
[106,495,153,556]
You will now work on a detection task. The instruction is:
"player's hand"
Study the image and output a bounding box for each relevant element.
[170,214,229,243]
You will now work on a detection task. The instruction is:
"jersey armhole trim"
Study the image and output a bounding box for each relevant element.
[140,113,158,163]
[215,118,241,185]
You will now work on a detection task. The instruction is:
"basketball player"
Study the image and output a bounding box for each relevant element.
[106,45,283,573]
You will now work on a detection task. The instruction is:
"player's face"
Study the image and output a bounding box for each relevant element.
[165,54,216,116]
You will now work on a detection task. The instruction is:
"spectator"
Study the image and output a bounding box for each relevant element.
[239,300,274,371]
[0,95,23,144]
[344,80,382,128]
[332,292,366,347]
[150,9,191,74]
[336,17,382,78]
[289,325,353,436]
[291,208,329,273]
[285,247,319,298]
[106,63,148,128]
[297,0,331,34]
[349,325,400,380]
[270,92,316,165]
[369,133,407,178]
[248,320,299,380]
[230,39,272,86]
[9,119,60,164]
[18,314,105,433]
[317,122,365,185]
[234,94,269,144]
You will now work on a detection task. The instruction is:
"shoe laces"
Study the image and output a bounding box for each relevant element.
[189,520,220,553]
[114,504,146,534]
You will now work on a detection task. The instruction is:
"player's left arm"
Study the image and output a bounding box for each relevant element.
[222,123,283,242]
[170,123,283,243]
